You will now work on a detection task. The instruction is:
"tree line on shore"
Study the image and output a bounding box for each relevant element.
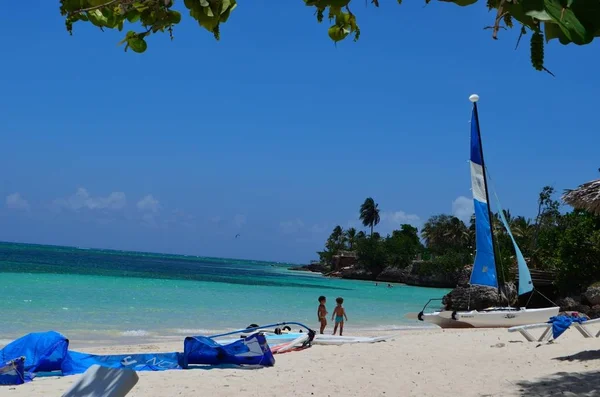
[317,187,600,294]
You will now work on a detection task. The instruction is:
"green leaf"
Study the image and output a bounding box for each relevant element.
[439,0,478,7]
[220,0,237,21]
[88,0,111,6]
[526,10,553,20]
[220,7,233,22]
[336,11,351,26]
[132,2,149,12]
[329,0,351,6]
[548,0,600,44]
[328,25,349,42]
[504,3,537,30]
[544,0,590,44]
[329,5,342,15]
[194,12,220,31]
[87,9,109,27]
[168,10,182,24]
[517,0,552,21]
[221,0,233,12]
[119,30,138,46]
[126,11,141,23]
[128,36,148,53]
[544,21,571,43]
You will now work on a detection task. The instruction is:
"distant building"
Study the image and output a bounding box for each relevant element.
[332,251,357,271]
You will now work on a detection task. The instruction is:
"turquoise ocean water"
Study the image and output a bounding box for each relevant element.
[0,242,450,343]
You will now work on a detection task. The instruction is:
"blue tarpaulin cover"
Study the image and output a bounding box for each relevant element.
[0,331,275,385]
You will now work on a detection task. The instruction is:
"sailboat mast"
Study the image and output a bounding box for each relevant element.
[471,100,502,295]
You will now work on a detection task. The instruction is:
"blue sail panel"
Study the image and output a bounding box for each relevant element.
[469,105,498,288]
[470,199,498,287]
[496,203,533,295]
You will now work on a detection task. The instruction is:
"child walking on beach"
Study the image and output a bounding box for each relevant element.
[317,296,328,334]
[331,297,348,336]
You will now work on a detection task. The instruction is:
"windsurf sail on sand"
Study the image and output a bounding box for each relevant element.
[183,334,274,367]
[208,321,316,355]
[0,357,27,385]
[0,330,275,385]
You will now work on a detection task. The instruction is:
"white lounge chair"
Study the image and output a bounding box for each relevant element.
[508,318,600,342]
[62,365,139,397]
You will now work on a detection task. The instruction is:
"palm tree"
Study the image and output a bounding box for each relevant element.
[345,227,357,250]
[445,216,470,246]
[330,225,346,249]
[422,214,469,255]
[511,216,532,239]
[359,197,381,236]
[331,225,343,240]
[356,231,367,240]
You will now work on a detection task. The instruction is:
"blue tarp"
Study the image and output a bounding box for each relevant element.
[0,331,68,373]
[0,331,275,385]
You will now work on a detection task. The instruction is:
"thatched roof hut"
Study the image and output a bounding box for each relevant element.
[562,178,600,215]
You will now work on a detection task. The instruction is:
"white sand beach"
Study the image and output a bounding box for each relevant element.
[2,327,600,397]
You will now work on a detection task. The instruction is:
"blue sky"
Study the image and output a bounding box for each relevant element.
[1,1,598,263]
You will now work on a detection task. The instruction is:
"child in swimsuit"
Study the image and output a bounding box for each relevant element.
[317,296,328,334]
[331,297,348,336]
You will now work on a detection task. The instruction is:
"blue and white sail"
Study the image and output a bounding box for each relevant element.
[469,103,498,288]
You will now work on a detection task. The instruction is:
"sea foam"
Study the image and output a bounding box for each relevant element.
[120,330,150,337]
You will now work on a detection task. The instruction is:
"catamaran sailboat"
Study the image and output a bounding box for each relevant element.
[405,94,559,328]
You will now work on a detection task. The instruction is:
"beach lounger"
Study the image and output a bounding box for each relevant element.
[508,323,554,342]
[508,318,600,342]
[62,365,139,397]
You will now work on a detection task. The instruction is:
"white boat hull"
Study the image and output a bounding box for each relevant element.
[438,307,560,328]
[404,311,474,329]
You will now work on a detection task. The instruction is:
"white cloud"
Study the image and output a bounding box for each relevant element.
[6,193,30,211]
[452,195,474,224]
[53,188,126,211]
[233,214,247,228]
[380,210,421,226]
[280,219,304,234]
[137,195,160,213]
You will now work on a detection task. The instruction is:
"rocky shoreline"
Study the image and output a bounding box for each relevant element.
[288,263,328,273]
[289,263,600,318]
[289,261,460,288]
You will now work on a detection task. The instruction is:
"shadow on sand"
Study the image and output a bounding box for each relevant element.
[553,349,600,362]
[515,370,600,396]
